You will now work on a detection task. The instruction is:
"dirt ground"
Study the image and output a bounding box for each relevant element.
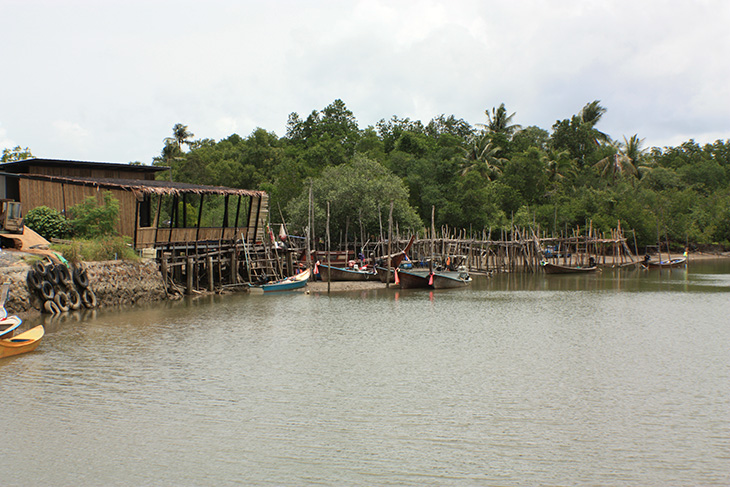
[307,280,387,293]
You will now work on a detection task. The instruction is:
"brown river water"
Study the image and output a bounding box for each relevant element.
[2,260,729,486]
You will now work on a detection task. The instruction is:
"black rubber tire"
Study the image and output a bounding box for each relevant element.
[54,291,70,313]
[33,261,47,277]
[56,264,73,287]
[26,270,43,291]
[43,299,61,315]
[46,264,60,286]
[81,288,97,309]
[67,288,82,311]
[74,267,90,289]
[40,281,55,301]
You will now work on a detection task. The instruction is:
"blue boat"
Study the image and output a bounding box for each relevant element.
[249,269,311,293]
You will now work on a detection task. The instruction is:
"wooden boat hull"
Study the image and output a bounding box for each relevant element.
[0,325,44,359]
[396,269,432,289]
[375,266,398,283]
[317,264,378,281]
[251,269,310,293]
[542,262,598,274]
[645,257,687,268]
[431,272,472,289]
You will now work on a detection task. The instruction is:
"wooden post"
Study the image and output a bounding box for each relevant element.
[161,257,168,290]
[386,201,393,288]
[326,202,331,294]
[306,182,313,275]
[186,257,194,294]
[231,248,238,284]
[207,256,214,291]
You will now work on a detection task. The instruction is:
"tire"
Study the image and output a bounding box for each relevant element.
[54,291,70,313]
[46,264,60,286]
[67,288,82,310]
[43,299,61,315]
[81,288,97,309]
[56,264,73,287]
[40,281,55,301]
[26,270,43,291]
[74,267,90,289]
[33,261,47,277]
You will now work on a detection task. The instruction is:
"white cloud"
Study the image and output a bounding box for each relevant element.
[0,0,728,161]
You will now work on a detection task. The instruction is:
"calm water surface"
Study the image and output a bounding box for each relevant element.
[2,260,729,486]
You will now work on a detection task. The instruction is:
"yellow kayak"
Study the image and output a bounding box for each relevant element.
[0,325,44,359]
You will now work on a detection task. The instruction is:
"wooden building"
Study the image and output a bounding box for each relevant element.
[0,158,268,250]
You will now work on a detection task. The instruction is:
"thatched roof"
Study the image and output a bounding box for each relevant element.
[1,172,267,198]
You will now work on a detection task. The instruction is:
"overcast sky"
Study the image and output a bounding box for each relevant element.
[2,0,729,164]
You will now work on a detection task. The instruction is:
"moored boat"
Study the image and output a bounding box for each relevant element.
[317,264,378,281]
[375,236,416,283]
[396,269,432,289]
[541,261,598,274]
[249,268,311,293]
[431,269,472,289]
[1,324,44,359]
[644,257,687,268]
[396,268,472,289]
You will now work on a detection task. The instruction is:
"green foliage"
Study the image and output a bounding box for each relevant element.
[52,236,138,262]
[24,206,70,240]
[286,156,422,240]
[1,146,33,162]
[150,102,730,251]
[68,191,120,238]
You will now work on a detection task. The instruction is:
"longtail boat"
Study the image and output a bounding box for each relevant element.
[396,269,432,289]
[395,268,472,289]
[644,257,687,269]
[317,264,378,281]
[541,261,598,274]
[377,236,416,283]
[249,268,311,293]
[431,270,472,289]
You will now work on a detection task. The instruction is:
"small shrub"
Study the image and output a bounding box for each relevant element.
[51,241,83,266]
[24,206,70,240]
[68,191,120,238]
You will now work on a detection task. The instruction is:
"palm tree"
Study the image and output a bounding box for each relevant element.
[541,149,575,183]
[594,134,646,181]
[459,133,506,181]
[484,103,521,137]
[171,123,194,150]
[578,100,610,144]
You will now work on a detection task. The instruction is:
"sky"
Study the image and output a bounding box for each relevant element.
[1,0,729,164]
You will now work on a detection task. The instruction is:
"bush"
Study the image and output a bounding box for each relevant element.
[68,191,120,238]
[23,206,70,240]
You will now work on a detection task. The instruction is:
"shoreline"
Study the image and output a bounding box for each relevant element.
[2,250,729,312]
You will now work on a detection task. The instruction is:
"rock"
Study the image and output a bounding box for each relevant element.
[1,259,168,316]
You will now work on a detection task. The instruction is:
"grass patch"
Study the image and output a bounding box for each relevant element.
[50,236,139,265]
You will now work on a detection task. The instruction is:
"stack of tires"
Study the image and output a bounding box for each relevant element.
[26,261,97,314]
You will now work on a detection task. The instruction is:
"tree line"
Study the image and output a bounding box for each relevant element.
[152,100,730,250]
[116,100,730,249]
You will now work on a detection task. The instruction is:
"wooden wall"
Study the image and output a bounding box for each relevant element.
[20,179,138,237]
[20,179,270,250]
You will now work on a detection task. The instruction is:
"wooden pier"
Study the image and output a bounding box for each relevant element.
[157,223,638,294]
